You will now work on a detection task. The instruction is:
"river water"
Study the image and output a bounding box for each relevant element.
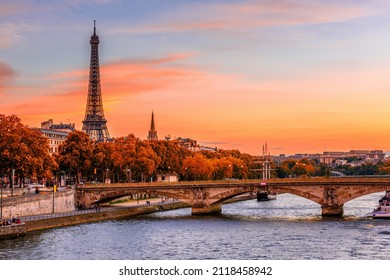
[1,192,389,260]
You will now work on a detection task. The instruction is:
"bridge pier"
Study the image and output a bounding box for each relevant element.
[192,203,222,215]
[321,204,343,217]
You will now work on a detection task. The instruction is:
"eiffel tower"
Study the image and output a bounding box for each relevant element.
[82,20,110,142]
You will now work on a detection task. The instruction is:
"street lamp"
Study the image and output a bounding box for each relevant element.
[1,174,3,223]
[94,167,97,183]
[61,170,65,187]
[11,168,15,197]
[52,184,55,213]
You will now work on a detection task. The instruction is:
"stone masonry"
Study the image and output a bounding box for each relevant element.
[1,189,75,218]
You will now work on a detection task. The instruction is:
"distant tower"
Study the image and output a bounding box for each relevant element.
[147,111,158,141]
[82,20,110,142]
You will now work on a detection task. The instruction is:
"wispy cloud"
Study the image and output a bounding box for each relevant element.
[0,1,36,17]
[0,61,17,96]
[0,23,37,49]
[116,0,381,34]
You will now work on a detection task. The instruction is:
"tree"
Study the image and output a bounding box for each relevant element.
[291,161,315,177]
[378,160,390,175]
[93,141,114,182]
[134,141,159,182]
[110,135,138,182]
[0,114,53,185]
[315,163,330,177]
[149,140,192,176]
[181,153,213,180]
[57,130,94,183]
[228,156,248,179]
[275,164,290,178]
[212,157,233,180]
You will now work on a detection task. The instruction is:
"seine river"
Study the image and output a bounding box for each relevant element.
[1,192,389,260]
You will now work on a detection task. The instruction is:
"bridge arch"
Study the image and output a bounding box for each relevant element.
[77,188,193,207]
[270,187,322,205]
[336,186,388,205]
[77,178,390,216]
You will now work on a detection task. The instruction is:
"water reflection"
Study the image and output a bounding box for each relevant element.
[0,192,389,260]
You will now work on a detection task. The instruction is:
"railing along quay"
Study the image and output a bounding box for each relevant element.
[20,200,174,223]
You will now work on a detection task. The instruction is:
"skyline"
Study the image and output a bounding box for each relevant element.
[1,0,390,155]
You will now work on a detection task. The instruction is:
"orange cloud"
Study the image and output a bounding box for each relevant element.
[0,52,212,126]
[3,51,390,155]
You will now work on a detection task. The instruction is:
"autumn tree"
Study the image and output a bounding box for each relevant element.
[291,159,316,177]
[92,141,115,182]
[0,114,53,185]
[181,153,213,180]
[148,140,192,176]
[315,163,330,177]
[202,149,252,179]
[133,141,160,182]
[108,135,138,182]
[211,157,233,179]
[228,156,248,179]
[57,130,94,183]
[378,160,390,175]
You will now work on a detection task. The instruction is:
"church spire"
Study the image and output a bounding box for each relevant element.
[150,111,156,131]
[147,111,158,141]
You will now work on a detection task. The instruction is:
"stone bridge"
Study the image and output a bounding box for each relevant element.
[76,177,390,216]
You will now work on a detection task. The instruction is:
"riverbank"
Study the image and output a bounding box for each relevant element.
[21,193,257,233]
[0,224,26,238]
[25,202,188,232]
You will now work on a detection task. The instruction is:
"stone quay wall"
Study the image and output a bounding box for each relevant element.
[25,202,188,232]
[0,224,26,238]
[1,190,75,218]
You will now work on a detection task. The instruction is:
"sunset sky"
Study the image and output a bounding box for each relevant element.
[1,0,390,156]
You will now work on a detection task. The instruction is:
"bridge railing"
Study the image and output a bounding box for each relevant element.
[81,176,390,188]
[82,179,254,188]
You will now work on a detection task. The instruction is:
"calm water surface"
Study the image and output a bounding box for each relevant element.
[1,192,390,260]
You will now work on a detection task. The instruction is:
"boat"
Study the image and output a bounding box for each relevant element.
[257,191,277,201]
[372,191,390,219]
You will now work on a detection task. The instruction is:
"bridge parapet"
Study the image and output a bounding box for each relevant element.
[76,178,390,216]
